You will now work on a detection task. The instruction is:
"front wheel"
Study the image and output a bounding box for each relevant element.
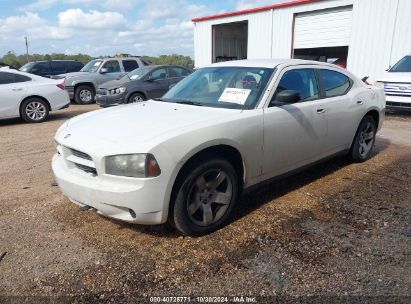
[171,158,239,236]
[74,85,95,104]
[128,92,145,103]
[21,98,49,123]
[349,115,377,162]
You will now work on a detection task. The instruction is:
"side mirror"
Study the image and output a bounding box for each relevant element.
[100,68,108,74]
[273,90,301,104]
[146,75,155,82]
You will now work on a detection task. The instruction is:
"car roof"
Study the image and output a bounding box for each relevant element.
[206,59,340,69]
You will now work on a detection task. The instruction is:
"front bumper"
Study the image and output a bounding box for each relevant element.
[95,93,126,107]
[52,153,166,225]
[385,95,411,111]
[65,86,75,99]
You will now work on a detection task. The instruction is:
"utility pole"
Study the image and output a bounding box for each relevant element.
[24,36,29,63]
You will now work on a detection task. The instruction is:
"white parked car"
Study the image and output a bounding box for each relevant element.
[0,67,69,123]
[52,59,385,236]
[375,54,411,111]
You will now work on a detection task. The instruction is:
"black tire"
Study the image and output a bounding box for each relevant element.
[171,157,239,236]
[349,115,377,162]
[74,85,95,104]
[20,98,49,123]
[128,92,145,104]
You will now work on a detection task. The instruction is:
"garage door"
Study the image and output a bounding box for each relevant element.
[294,6,353,49]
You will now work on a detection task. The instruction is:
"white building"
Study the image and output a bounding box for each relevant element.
[192,0,411,81]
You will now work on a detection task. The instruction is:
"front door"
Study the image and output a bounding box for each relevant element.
[146,67,170,98]
[262,67,327,178]
[0,72,27,117]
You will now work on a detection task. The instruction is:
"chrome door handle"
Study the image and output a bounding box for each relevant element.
[317,108,326,114]
[356,100,364,105]
[12,88,23,91]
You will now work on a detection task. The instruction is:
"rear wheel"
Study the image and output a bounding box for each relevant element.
[21,98,49,123]
[74,85,95,104]
[128,92,145,103]
[171,158,238,236]
[350,115,376,162]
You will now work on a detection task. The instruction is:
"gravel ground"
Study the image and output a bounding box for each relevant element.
[0,105,410,303]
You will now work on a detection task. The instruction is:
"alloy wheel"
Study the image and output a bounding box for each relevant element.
[358,121,375,158]
[25,101,46,121]
[187,169,233,227]
[79,89,92,102]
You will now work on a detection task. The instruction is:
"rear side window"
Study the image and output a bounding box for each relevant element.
[0,72,16,84]
[318,69,351,97]
[169,67,189,78]
[122,60,139,72]
[51,62,66,74]
[0,72,31,84]
[102,60,121,73]
[274,69,319,101]
[14,74,31,83]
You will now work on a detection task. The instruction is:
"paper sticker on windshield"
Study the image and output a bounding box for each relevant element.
[218,88,251,105]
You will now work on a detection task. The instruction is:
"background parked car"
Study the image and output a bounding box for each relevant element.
[0,67,69,123]
[375,54,411,112]
[96,65,191,106]
[19,60,84,78]
[55,57,152,105]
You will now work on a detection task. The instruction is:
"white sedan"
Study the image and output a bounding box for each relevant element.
[0,67,70,123]
[52,59,385,236]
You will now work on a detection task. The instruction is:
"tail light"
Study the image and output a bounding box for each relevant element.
[56,83,65,90]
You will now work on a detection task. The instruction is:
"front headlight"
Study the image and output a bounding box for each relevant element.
[109,86,126,95]
[105,154,161,178]
[374,81,385,89]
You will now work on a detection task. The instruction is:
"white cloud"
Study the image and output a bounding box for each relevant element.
[235,0,284,11]
[58,9,126,30]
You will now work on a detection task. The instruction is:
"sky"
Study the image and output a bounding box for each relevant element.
[0,0,283,58]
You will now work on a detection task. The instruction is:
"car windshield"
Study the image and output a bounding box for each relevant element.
[19,62,35,72]
[80,60,103,73]
[389,56,411,72]
[161,66,274,109]
[126,67,152,80]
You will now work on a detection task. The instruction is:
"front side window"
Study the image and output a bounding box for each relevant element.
[319,69,351,97]
[389,56,411,72]
[274,69,319,101]
[150,68,167,80]
[0,72,16,84]
[162,67,274,109]
[102,60,121,73]
[122,60,139,72]
[81,60,103,73]
[19,62,35,72]
[34,62,51,74]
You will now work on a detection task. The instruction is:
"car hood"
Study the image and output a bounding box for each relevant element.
[99,77,130,89]
[56,100,241,152]
[377,72,411,83]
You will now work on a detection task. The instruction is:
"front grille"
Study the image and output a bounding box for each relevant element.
[74,163,97,175]
[69,148,92,161]
[383,82,411,96]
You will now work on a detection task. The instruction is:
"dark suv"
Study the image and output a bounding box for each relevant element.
[20,60,84,78]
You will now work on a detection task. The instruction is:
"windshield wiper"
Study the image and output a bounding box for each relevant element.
[175,100,204,106]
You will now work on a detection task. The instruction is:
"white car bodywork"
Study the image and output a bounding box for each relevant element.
[52,59,385,225]
[376,70,411,111]
[0,67,69,120]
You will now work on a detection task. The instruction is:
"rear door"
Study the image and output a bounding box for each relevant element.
[145,67,170,98]
[316,68,366,153]
[0,72,29,117]
[262,67,327,178]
